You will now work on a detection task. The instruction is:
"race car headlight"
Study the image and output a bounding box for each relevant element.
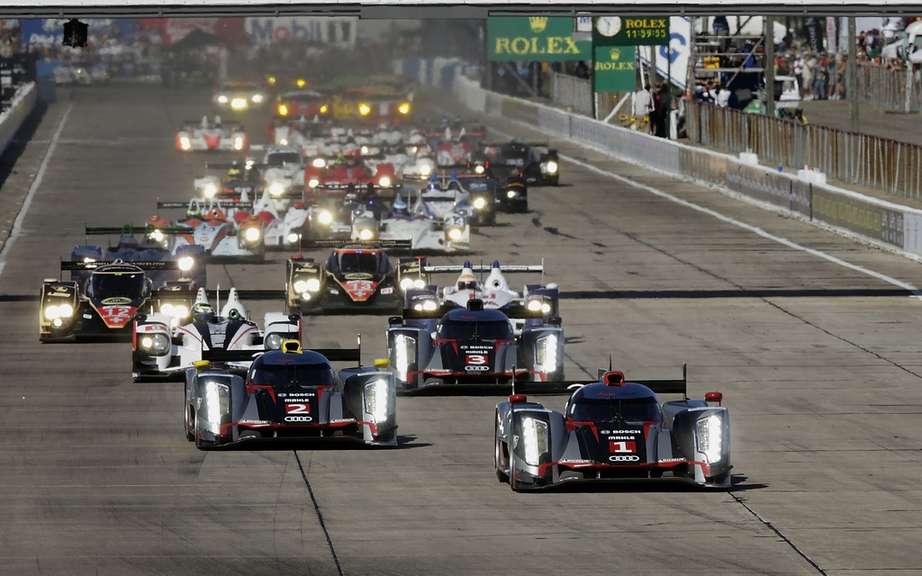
[358,103,372,117]
[535,334,558,373]
[519,416,548,467]
[358,228,375,241]
[251,93,264,104]
[399,277,425,292]
[203,380,229,436]
[526,298,551,315]
[159,302,190,320]
[140,332,170,355]
[393,334,415,381]
[265,332,284,350]
[446,227,463,242]
[231,97,248,111]
[412,299,438,312]
[506,189,518,199]
[408,145,418,154]
[286,232,300,244]
[177,255,195,272]
[472,197,487,211]
[360,145,369,155]
[419,163,432,177]
[378,175,392,188]
[279,137,289,146]
[179,136,191,151]
[83,257,96,264]
[696,414,724,464]
[397,102,411,115]
[296,78,306,88]
[294,277,321,293]
[474,164,485,175]
[311,157,326,168]
[316,209,334,226]
[149,228,166,243]
[202,181,218,199]
[363,378,390,424]
[319,104,329,114]
[544,160,558,174]
[278,103,289,116]
[243,226,261,243]
[267,75,277,85]
[44,303,75,320]
[268,181,286,197]
[233,135,245,151]
[217,94,228,104]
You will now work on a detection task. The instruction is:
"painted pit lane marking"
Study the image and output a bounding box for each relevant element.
[488,125,917,294]
[0,104,73,278]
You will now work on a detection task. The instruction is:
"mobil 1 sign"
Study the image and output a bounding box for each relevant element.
[593,16,669,46]
[594,46,636,92]
[488,16,591,61]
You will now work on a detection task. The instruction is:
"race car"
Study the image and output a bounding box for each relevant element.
[493,368,731,490]
[77,225,207,289]
[213,80,268,112]
[301,185,385,242]
[199,160,264,200]
[305,152,397,191]
[132,287,299,382]
[406,172,497,226]
[176,116,248,152]
[370,191,470,253]
[284,241,411,314]
[183,339,398,449]
[155,200,267,262]
[476,141,559,187]
[39,260,194,343]
[273,89,329,123]
[386,292,564,392]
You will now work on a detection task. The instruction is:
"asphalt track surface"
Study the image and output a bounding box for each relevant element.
[0,85,921,575]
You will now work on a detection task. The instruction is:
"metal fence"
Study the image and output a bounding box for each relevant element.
[686,100,922,200]
[857,62,922,112]
[549,71,592,116]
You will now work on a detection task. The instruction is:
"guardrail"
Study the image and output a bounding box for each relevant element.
[0,82,37,155]
[685,100,922,201]
[436,68,922,260]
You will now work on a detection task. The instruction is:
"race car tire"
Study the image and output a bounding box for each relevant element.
[494,417,509,483]
[184,405,195,442]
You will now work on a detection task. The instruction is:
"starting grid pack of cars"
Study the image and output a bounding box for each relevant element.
[38,73,731,490]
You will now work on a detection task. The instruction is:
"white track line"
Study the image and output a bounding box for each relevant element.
[0,104,73,278]
[488,125,918,293]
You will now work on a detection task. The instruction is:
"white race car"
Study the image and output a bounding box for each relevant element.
[176,116,248,152]
[132,287,298,382]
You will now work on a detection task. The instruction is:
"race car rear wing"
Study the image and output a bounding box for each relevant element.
[60,259,182,271]
[201,346,362,363]
[422,263,544,274]
[300,239,412,251]
[156,201,254,210]
[206,161,268,171]
[85,225,193,235]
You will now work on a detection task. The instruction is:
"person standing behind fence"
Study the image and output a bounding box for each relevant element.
[631,83,653,131]
[652,82,668,138]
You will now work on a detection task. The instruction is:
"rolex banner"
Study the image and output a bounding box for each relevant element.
[488,16,591,61]
[593,45,637,92]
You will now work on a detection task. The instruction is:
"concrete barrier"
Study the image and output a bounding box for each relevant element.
[434,70,922,260]
[0,83,37,155]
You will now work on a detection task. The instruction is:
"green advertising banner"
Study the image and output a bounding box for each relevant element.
[593,16,669,46]
[488,16,591,61]
[593,45,637,92]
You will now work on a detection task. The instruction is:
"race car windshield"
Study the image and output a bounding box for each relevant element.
[334,253,384,274]
[439,320,512,341]
[89,272,144,300]
[253,363,335,391]
[570,397,661,423]
[268,152,301,166]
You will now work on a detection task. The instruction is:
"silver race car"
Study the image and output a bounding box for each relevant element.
[493,367,731,490]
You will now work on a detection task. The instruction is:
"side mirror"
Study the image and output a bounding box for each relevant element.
[388,316,404,326]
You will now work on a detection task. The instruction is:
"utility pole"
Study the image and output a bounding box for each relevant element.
[765,16,775,117]
[847,16,859,132]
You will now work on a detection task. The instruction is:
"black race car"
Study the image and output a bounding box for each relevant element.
[478,141,559,187]
[285,241,413,314]
[40,260,195,343]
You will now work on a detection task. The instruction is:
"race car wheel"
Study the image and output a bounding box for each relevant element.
[494,416,509,483]
[184,405,195,442]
